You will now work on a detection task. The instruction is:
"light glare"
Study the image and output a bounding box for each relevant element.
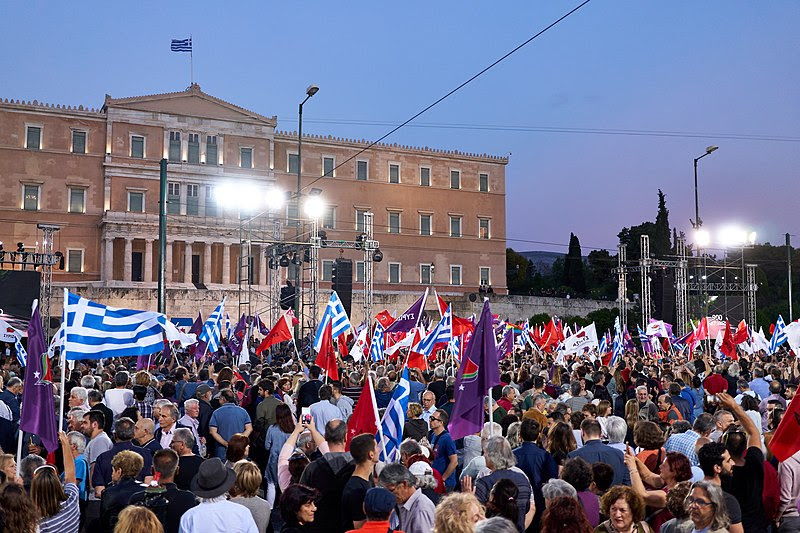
[304,196,326,219]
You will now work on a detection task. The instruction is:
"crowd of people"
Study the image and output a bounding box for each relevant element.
[0,333,798,533]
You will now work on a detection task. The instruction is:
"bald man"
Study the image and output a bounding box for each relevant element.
[133,416,162,455]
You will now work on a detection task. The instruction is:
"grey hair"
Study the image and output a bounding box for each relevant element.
[6,377,22,388]
[378,462,416,487]
[502,385,516,397]
[173,427,195,449]
[727,363,740,378]
[415,473,438,491]
[19,454,46,487]
[481,422,503,442]
[506,422,522,449]
[70,386,88,402]
[183,398,199,410]
[67,431,86,454]
[475,517,517,533]
[635,385,648,394]
[399,438,423,457]
[483,436,516,471]
[690,481,730,530]
[541,478,577,501]
[162,403,179,422]
[693,413,715,435]
[605,416,627,444]
[434,366,446,379]
[153,399,173,410]
[69,407,87,419]
[80,375,96,388]
[297,431,313,449]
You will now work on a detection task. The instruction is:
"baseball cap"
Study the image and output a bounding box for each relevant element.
[364,487,396,516]
[408,461,433,477]
[196,384,212,397]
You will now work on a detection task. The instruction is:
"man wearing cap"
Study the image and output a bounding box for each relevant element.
[179,457,258,533]
[345,487,403,533]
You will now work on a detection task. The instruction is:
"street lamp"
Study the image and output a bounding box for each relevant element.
[692,145,718,230]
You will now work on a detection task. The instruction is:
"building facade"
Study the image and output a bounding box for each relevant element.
[0,84,507,321]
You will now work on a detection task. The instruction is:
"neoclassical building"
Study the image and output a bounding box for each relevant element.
[0,84,507,319]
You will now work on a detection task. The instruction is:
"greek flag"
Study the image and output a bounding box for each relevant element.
[313,291,352,352]
[14,335,26,366]
[611,316,624,366]
[449,335,461,360]
[198,298,226,355]
[48,323,65,358]
[369,321,385,362]
[520,320,532,346]
[225,313,232,341]
[598,331,608,355]
[769,315,788,354]
[378,367,410,462]
[414,304,452,357]
[171,38,192,52]
[63,290,166,360]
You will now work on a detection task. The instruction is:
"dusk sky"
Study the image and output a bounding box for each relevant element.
[2,1,797,255]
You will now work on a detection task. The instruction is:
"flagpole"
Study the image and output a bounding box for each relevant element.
[190,34,193,85]
[59,288,68,434]
[15,427,23,477]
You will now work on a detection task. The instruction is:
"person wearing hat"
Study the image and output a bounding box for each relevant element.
[178,457,258,533]
[345,487,403,533]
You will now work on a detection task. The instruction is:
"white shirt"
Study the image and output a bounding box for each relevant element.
[104,388,134,417]
[0,400,12,421]
[160,424,177,449]
[179,499,258,533]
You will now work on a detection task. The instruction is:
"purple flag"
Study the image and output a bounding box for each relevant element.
[227,313,248,357]
[255,313,270,336]
[189,312,207,358]
[384,289,428,334]
[449,300,502,440]
[497,328,514,362]
[19,303,58,453]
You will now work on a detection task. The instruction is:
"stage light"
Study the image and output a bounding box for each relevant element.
[304,195,325,219]
[694,229,711,248]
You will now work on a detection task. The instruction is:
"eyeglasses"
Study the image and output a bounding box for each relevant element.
[429,417,441,422]
[686,497,714,507]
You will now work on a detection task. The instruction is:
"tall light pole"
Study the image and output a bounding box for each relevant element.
[788,233,794,321]
[692,145,717,322]
[294,84,319,339]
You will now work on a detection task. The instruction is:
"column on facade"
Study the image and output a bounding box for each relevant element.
[258,246,267,286]
[144,239,153,283]
[184,242,193,284]
[103,237,114,282]
[165,240,173,283]
[222,244,231,284]
[203,243,212,284]
[123,238,133,282]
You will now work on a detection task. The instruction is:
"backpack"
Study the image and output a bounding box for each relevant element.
[131,487,170,527]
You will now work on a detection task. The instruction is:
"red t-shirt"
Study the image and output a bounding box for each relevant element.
[704,373,729,395]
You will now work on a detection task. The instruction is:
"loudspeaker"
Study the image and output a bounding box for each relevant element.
[653,269,676,323]
[0,270,40,319]
[332,259,353,317]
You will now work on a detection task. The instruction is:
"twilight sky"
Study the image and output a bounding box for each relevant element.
[2,1,797,254]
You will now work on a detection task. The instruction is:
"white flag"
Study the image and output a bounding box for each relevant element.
[785,322,800,356]
[563,323,599,355]
[350,325,370,362]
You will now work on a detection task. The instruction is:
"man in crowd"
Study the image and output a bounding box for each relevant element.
[256,379,282,426]
[331,380,354,420]
[92,417,153,496]
[88,389,115,438]
[420,391,437,427]
[296,365,323,417]
[341,433,379,531]
[209,389,252,459]
[133,416,162,455]
[310,384,344,433]
[429,408,457,490]
[513,418,557,530]
[569,419,629,486]
[171,427,205,490]
[697,441,745,533]
[379,462,435,533]
[104,370,134,417]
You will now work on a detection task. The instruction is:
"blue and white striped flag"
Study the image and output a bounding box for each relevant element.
[198,298,226,356]
[48,323,65,358]
[611,316,624,366]
[313,291,352,352]
[14,335,26,367]
[369,321,385,362]
[63,290,166,360]
[225,313,232,341]
[413,304,452,358]
[171,38,192,52]
[769,315,788,354]
[378,367,410,462]
[448,335,461,360]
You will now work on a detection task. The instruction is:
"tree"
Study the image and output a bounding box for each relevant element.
[506,248,535,295]
[586,249,617,300]
[562,233,586,294]
[653,189,672,257]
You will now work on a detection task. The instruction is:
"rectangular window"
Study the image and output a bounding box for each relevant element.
[167,182,181,214]
[128,191,144,213]
[26,126,41,150]
[450,265,462,286]
[389,263,401,284]
[240,147,253,168]
[479,173,489,192]
[355,209,367,232]
[420,167,431,187]
[356,160,368,181]
[287,203,299,225]
[187,133,200,164]
[420,264,432,285]
[131,135,145,158]
[23,184,40,211]
[323,206,335,229]
[419,214,432,236]
[356,261,365,283]
[479,218,491,239]
[480,267,491,286]
[71,130,86,154]
[323,156,335,177]
[205,186,217,217]
[169,131,181,162]
[288,153,299,174]
[186,184,199,216]
[450,170,461,189]
[450,216,462,238]
[389,163,400,184]
[68,188,86,214]
[322,260,334,282]
[388,212,401,234]
[206,135,218,165]
[67,249,83,273]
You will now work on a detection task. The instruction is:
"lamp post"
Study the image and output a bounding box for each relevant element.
[294,84,319,339]
[692,145,717,322]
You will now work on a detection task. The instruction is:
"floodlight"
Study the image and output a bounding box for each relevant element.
[694,229,711,248]
[304,195,325,219]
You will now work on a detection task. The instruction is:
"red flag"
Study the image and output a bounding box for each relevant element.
[732,320,749,345]
[769,395,800,461]
[406,330,427,371]
[315,322,339,380]
[255,314,293,354]
[337,333,348,357]
[346,376,379,450]
[720,321,737,359]
[286,309,300,326]
[695,317,709,341]
[375,310,395,328]
[435,290,473,336]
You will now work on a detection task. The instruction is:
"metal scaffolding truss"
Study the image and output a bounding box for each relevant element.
[617,244,628,331]
[640,235,652,324]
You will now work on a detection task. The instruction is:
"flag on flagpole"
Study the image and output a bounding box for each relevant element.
[255,313,294,354]
[497,327,514,362]
[48,323,64,359]
[378,367,410,462]
[170,38,192,52]
[228,314,248,358]
[385,288,428,334]
[313,291,352,352]
[315,322,339,380]
[225,313,232,341]
[19,302,58,452]
[769,315,788,354]
[346,375,380,450]
[64,290,167,360]
[610,316,624,366]
[784,321,800,355]
[766,395,800,461]
[350,326,370,362]
[412,304,452,358]
[720,321,737,359]
[369,322,386,362]
[254,313,270,336]
[637,326,653,354]
[562,323,599,355]
[198,298,226,356]
[14,334,27,367]
[448,300,502,440]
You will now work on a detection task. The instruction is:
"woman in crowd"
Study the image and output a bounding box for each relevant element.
[265,403,295,504]
[690,377,705,420]
[0,481,39,533]
[114,506,164,533]
[546,422,577,470]
[484,478,519,524]
[31,432,80,533]
[403,402,428,442]
[541,495,594,533]
[656,481,692,533]
[0,452,21,484]
[561,457,599,527]
[277,377,296,414]
[433,492,485,533]
[633,421,666,474]
[230,460,272,533]
[506,421,522,449]
[225,433,250,467]
[280,484,319,533]
[684,481,730,533]
[277,417,326,491]
[624,450,692,531]
[625,400,640,446]
[595,485,652,533]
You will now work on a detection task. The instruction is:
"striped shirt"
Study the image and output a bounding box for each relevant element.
[39,482,80,533]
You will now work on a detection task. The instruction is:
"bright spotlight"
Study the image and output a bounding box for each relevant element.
[719,226,756,247]
[304,195,325,219]
[748,231,757,245]
[264,188,285,211]
[214,183,238,209]
[694,229,711,248]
